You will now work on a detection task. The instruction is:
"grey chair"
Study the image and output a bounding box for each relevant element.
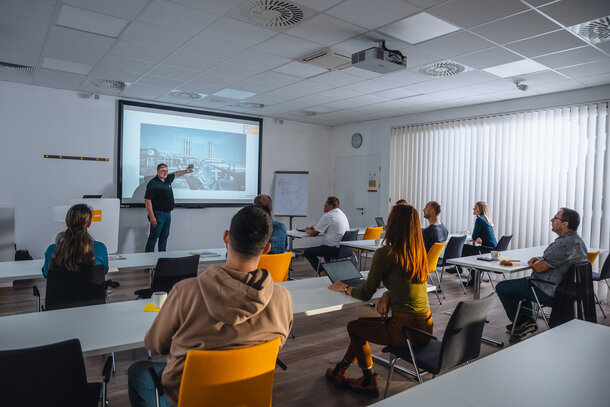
[135,254,199,299]
[0,338,112,407]
[316,229,359,274]
[592,255,609,319]
[381,294,495,397]
[438,235,467,295]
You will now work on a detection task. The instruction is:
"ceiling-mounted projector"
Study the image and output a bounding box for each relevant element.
[351,41,406,74]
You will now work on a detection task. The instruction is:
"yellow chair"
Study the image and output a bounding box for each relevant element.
[177,337,282,407]
[427,242,447,304]
[258,252,292,282]
[588,250,601,266]
[356,227,384,270]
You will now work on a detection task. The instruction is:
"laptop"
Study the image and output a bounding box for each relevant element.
[375,217,385,227]
[323,259,366,287]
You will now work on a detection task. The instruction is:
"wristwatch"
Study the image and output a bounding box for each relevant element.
[344,286,350,295]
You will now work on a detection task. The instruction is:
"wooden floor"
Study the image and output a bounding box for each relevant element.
[2,256,609,406]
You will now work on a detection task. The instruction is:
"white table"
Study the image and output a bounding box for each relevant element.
[0,275,435,355]
[370,319,610,407]
[0,248,227,283]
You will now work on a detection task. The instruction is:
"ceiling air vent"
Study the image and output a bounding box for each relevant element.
[168,90,202,100]
[0,61,36,76]
[92,78,126,89]
[299,47,351,70]
[230,0,315,31]
[568,16,610,44]
[415,60,470,77]
[235,102,265,108]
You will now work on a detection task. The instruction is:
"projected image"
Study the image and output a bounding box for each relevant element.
[140,124,246,191]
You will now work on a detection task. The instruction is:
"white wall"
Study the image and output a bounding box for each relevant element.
[0,82,332,258]
[330,84,610,220]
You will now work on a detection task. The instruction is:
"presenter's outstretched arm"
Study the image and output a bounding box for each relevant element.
[145,199,157,227]
[174,164,194,178]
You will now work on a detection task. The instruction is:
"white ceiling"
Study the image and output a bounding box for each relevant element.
[1,0,609,126]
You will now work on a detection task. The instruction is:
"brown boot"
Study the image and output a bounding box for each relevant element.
[346,373,379,397]
[325,363,348,389]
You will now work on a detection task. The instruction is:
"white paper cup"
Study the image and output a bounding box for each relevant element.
[374,239,380,245]
[491,251,500,259]
[152,291,167,308]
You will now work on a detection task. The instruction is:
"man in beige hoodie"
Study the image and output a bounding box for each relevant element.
[128,205,294,407]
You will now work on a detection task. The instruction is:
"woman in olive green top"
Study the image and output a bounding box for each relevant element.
[326,205,433,397]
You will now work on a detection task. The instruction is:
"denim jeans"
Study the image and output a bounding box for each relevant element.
[128,361,175,407]
[496,277,553,323]
[145,211,171,252]
[303,245,339,273]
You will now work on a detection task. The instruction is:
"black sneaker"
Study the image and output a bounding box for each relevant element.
[512,320,538,338]
[445,266,458,274]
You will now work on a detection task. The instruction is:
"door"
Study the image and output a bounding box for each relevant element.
[334,154,380,228]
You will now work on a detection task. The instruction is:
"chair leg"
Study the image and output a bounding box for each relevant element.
[384,355,398,398]
[434,269,445,299]
[530,288,550,329]
[510,300,525,337]
[429,276,442,305]
[405,338,423,384]
[486,271,497,293]
[455,266,467,295]
[111,352,116,373]
[594,292,607,319]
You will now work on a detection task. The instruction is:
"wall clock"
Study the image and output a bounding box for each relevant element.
[351,132,363,148]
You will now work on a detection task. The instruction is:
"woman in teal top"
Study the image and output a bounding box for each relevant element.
[471,201,497,249]
[326,205,433,397]
[41,204,108,278]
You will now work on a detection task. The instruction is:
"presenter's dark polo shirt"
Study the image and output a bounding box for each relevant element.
[145,173,176,212]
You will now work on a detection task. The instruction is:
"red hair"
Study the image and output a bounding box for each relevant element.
[384,205,428,284]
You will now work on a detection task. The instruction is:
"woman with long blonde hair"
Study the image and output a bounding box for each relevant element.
[326,205,433,397]
[42,204,108,277]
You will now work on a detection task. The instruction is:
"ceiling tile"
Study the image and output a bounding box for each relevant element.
[379,12,460,44]
[374,87,421,99]
[176,82,223,95]
[533,79,587,93]
[285,14,367,46]
[136,74,185,88]
[273,61,329,78]
[373,69,431,86]
[97,54,155,74]
[407,0,450,9]
[34,67,86,84]
[0,71,34,85]
[42,42,103,66]
[225,50,291,70]
[247,71,302,86]
[289,0,344,12]
[206,62,267,80]
[62,0,149,20]
[309,70,363,86]
[428,0,529,29]
[342,79,395,93]
[253,34,322,59]
[558,59,610,78]
[170,0,244,15]
[162,52,222,72]
[136,0,219,33]
[504,30,587,58]
[0,0,55,23]
[86,67,141,84]
[453,47,522,69]
[402,46,444,68]
[147,64,201,81]
[0,13,49,42]
[0,33,44,55]
[539,0,610,27]
[110,40,173,62]
[326,0,420,30]
[46,26,116,54]
[340,66,383,79]
[533,46,607,69]
[471,10,560,44]
[418,30,495,58]
[190,73,239,87]
[122,22,196,49]
[120,84,167,99]
[0,48,39,66]
[316,87,365,99]
[575,72,610,87]
[57,4,129,37]
[290,93,338,106]
[507,70,566,86]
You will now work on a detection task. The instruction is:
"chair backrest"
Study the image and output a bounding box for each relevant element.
[336,229,360,259]
[0,338,97,406]
[495,235,513,251]
[258,252,292,282]
[177,337,282,407]
[45,264,106,311]
[599,255,610,280]
[587,250,600,266]
[437,294,494,374]
[442,235,467,264]
[427,242,447,273]
[151,255,200,293]
[362,227,383,241]
[549,261,597,328]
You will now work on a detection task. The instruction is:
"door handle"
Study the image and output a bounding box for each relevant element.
[356,208,364,210]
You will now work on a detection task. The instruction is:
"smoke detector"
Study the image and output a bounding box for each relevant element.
[299,47,351,71]
[168,90,203,100]
[92,78,126,89]
[0,60,35,76]
[415,60,471,77]
[568,16,610,44]
[231,0,315,31]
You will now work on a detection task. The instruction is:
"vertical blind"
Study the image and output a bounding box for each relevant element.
[390,102,609,255]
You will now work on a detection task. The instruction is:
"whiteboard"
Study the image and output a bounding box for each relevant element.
[273,172,308,217]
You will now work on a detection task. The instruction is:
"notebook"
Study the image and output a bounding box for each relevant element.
[323,259,366,287]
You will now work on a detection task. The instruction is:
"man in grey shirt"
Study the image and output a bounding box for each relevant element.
[496,208,587,338]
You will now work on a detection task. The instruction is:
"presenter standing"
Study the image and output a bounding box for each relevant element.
[144,163,193,252]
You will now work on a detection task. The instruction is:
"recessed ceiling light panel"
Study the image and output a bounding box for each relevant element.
[568,16,610,44]
[483,59,548,78]
[379,12,460,45]
[42,57,91,75]
[213,88,257,100]
[415,60,471,77]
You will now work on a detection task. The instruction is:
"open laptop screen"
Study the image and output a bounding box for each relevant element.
[375,217,385,227]
[323,260,363,283]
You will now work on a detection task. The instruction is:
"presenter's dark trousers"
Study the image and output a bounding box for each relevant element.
[304,244,339,274]
[145,210,171,252]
